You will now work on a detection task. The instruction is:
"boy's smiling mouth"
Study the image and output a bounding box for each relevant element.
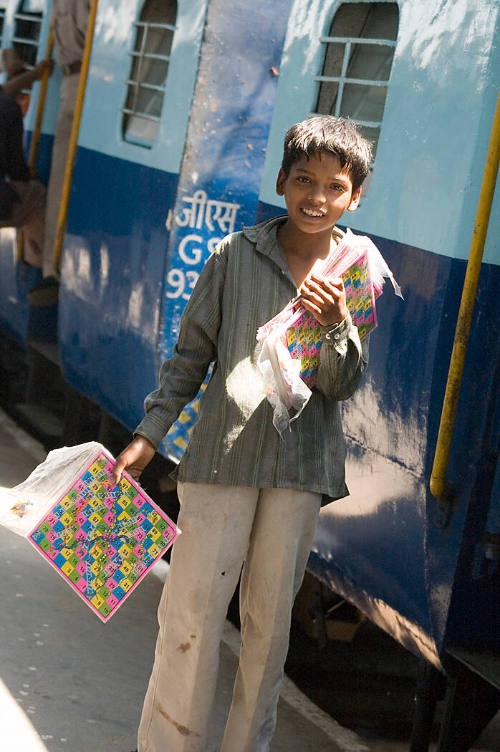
[301,207,326,217]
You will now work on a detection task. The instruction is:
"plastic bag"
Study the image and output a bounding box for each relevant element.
[0,441,103,537]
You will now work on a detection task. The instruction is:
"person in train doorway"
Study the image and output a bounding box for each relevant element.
[28,0,90,307]
[113,115,372,752]
[0,49,52,268]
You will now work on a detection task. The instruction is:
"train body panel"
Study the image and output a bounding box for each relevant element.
[311,239,500,664]
[59,148,178,427]
[0,0,499,695]
[259,0,500,263]
[150,0,291,456]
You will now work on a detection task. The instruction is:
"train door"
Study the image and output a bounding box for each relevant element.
[147,0,293,462]
[0,0,51,344]
[57,0,209,434]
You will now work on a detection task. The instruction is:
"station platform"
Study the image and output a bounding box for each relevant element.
[0,407,383,752]
[2,407,498,752]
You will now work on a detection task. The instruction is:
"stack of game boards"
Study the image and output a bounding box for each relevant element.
[256,229,401,432]
[0,442,180,622]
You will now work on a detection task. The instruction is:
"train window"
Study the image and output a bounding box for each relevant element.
[122,0,177,147]
[12,0,43,67]
[0,8,6,43]
[314,2,399,156]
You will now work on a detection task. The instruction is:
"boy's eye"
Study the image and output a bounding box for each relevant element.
[330,184,345,192]
[296,176,310,183]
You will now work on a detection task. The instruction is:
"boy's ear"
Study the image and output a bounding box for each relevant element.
[276,168,286,196]
[346,186,361,212]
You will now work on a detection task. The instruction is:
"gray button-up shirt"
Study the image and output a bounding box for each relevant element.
[136,216,369,504]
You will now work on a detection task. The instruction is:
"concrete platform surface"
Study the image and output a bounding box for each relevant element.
[0,408,372,752]
[1,407,498,752]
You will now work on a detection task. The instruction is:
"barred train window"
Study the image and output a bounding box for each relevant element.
[0,8,6,44]
[122,0,177,147]
[314,2,399,156]
[12,0,43,67]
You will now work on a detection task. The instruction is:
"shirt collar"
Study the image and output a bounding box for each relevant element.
[242,215,345,264]
[242,215,290,274]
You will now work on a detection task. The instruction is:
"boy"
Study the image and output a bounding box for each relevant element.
[114,115,372,752]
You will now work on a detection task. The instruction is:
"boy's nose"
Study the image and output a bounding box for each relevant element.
[308,189,326,203]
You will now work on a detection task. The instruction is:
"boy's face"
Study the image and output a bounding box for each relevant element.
[276,152,360,239]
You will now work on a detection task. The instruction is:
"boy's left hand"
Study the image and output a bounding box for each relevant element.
[300,274,347,326]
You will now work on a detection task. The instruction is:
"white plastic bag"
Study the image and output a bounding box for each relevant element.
[256,328,312,435]
[0,441,104,537]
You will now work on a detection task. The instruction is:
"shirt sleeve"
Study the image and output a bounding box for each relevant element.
[315,314,369,401]
[134,245,228,447]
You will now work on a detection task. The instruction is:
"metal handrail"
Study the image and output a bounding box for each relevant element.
[314,75,389,86]
[13,13,42,24]
[121,107,161,123]
[125,79,166,93]
[430,89,500,505]
[320,36,396,46]
[11,36,40,45]
[128,51,171,62]
[28,29,54,169]
[53,0,98,273]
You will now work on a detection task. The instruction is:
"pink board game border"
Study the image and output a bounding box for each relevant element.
[27,448,180,623]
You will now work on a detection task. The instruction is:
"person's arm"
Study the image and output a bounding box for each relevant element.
[2,60,52,98]
[315,316,369,400]
[112,243,229,483]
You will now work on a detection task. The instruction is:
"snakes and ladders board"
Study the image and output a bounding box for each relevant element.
[341,253,377,339]
[285,310,323,388]
[28,450,180,622]
[284,254,376,388]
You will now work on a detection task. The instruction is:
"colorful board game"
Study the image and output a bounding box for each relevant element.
[285,309,322,388]
[341,252,378,339]
[284,254,376,388]
[28,449,180,622]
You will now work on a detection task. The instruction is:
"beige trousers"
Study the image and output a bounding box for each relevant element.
[42,72,80,278]
[0,179,46,267]
[138,482,321,752]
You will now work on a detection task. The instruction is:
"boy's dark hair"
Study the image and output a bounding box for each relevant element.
[281,116,373,192]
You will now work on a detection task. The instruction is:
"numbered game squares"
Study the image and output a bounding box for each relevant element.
[28,451,180,622]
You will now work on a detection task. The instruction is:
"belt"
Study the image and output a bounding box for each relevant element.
[62,60,81,76]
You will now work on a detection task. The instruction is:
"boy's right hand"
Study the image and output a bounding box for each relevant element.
[112,435,156,486]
